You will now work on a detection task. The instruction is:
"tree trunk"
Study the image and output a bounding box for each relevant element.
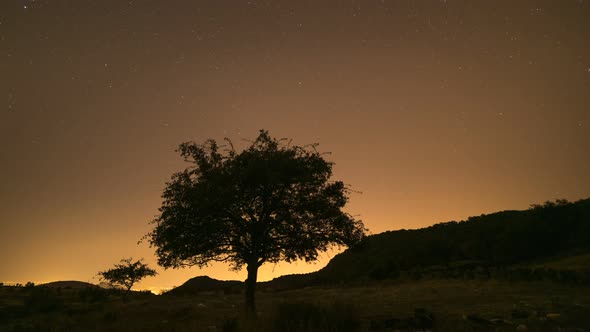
[245,263,258,316]
[123,285,132,303]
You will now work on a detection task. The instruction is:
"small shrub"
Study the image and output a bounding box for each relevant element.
[173,305,194,320]
[103,311,119,322]
[269,302,361,332]
[24,287,62,313]
[78,286,108,303]
[221,317,239,332]
[369,266,388,280]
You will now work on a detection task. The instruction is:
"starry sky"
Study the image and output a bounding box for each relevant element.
[1,0,589,292]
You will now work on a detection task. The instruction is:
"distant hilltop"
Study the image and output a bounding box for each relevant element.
[0,281,98,288]
[40,281,99,289]
[164,276,242,296]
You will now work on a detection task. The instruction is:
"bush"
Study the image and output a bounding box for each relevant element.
[221,317,239,332]
[103,311,119,322]
[268,302,361,332]
[78,286,109,303]
[24,287,62,313]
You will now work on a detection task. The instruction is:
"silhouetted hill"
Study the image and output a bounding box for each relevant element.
[165,276,242,296]
[167,198,590,293]
[40,281,98,289]
[316,198,590,282]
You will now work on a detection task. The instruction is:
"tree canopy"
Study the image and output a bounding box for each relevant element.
[97,258,157,301]
[147,130,366,312]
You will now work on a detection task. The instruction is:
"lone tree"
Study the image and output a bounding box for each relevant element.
[146,130,366,313]
[97,258,157,302]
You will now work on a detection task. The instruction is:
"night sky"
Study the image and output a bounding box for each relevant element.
[2,0,589,293]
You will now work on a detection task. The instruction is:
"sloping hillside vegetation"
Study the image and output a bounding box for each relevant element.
[317,198,590,282]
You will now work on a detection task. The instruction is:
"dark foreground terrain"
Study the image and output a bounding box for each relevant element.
[1,278,589,332]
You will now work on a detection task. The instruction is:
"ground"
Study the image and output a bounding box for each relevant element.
[1,279,589,331]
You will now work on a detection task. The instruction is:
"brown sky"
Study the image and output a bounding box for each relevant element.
[1,0,589,292]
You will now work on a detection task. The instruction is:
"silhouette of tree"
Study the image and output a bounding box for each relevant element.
[146,130,366,314]
[97,258,157,302]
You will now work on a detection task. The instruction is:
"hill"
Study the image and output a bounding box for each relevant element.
[39,281,98,289]
[166,198,590,294]
[316,198,590,283]
[165,276,242,296]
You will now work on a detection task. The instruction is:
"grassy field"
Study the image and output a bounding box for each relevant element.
[1,279,589,331]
